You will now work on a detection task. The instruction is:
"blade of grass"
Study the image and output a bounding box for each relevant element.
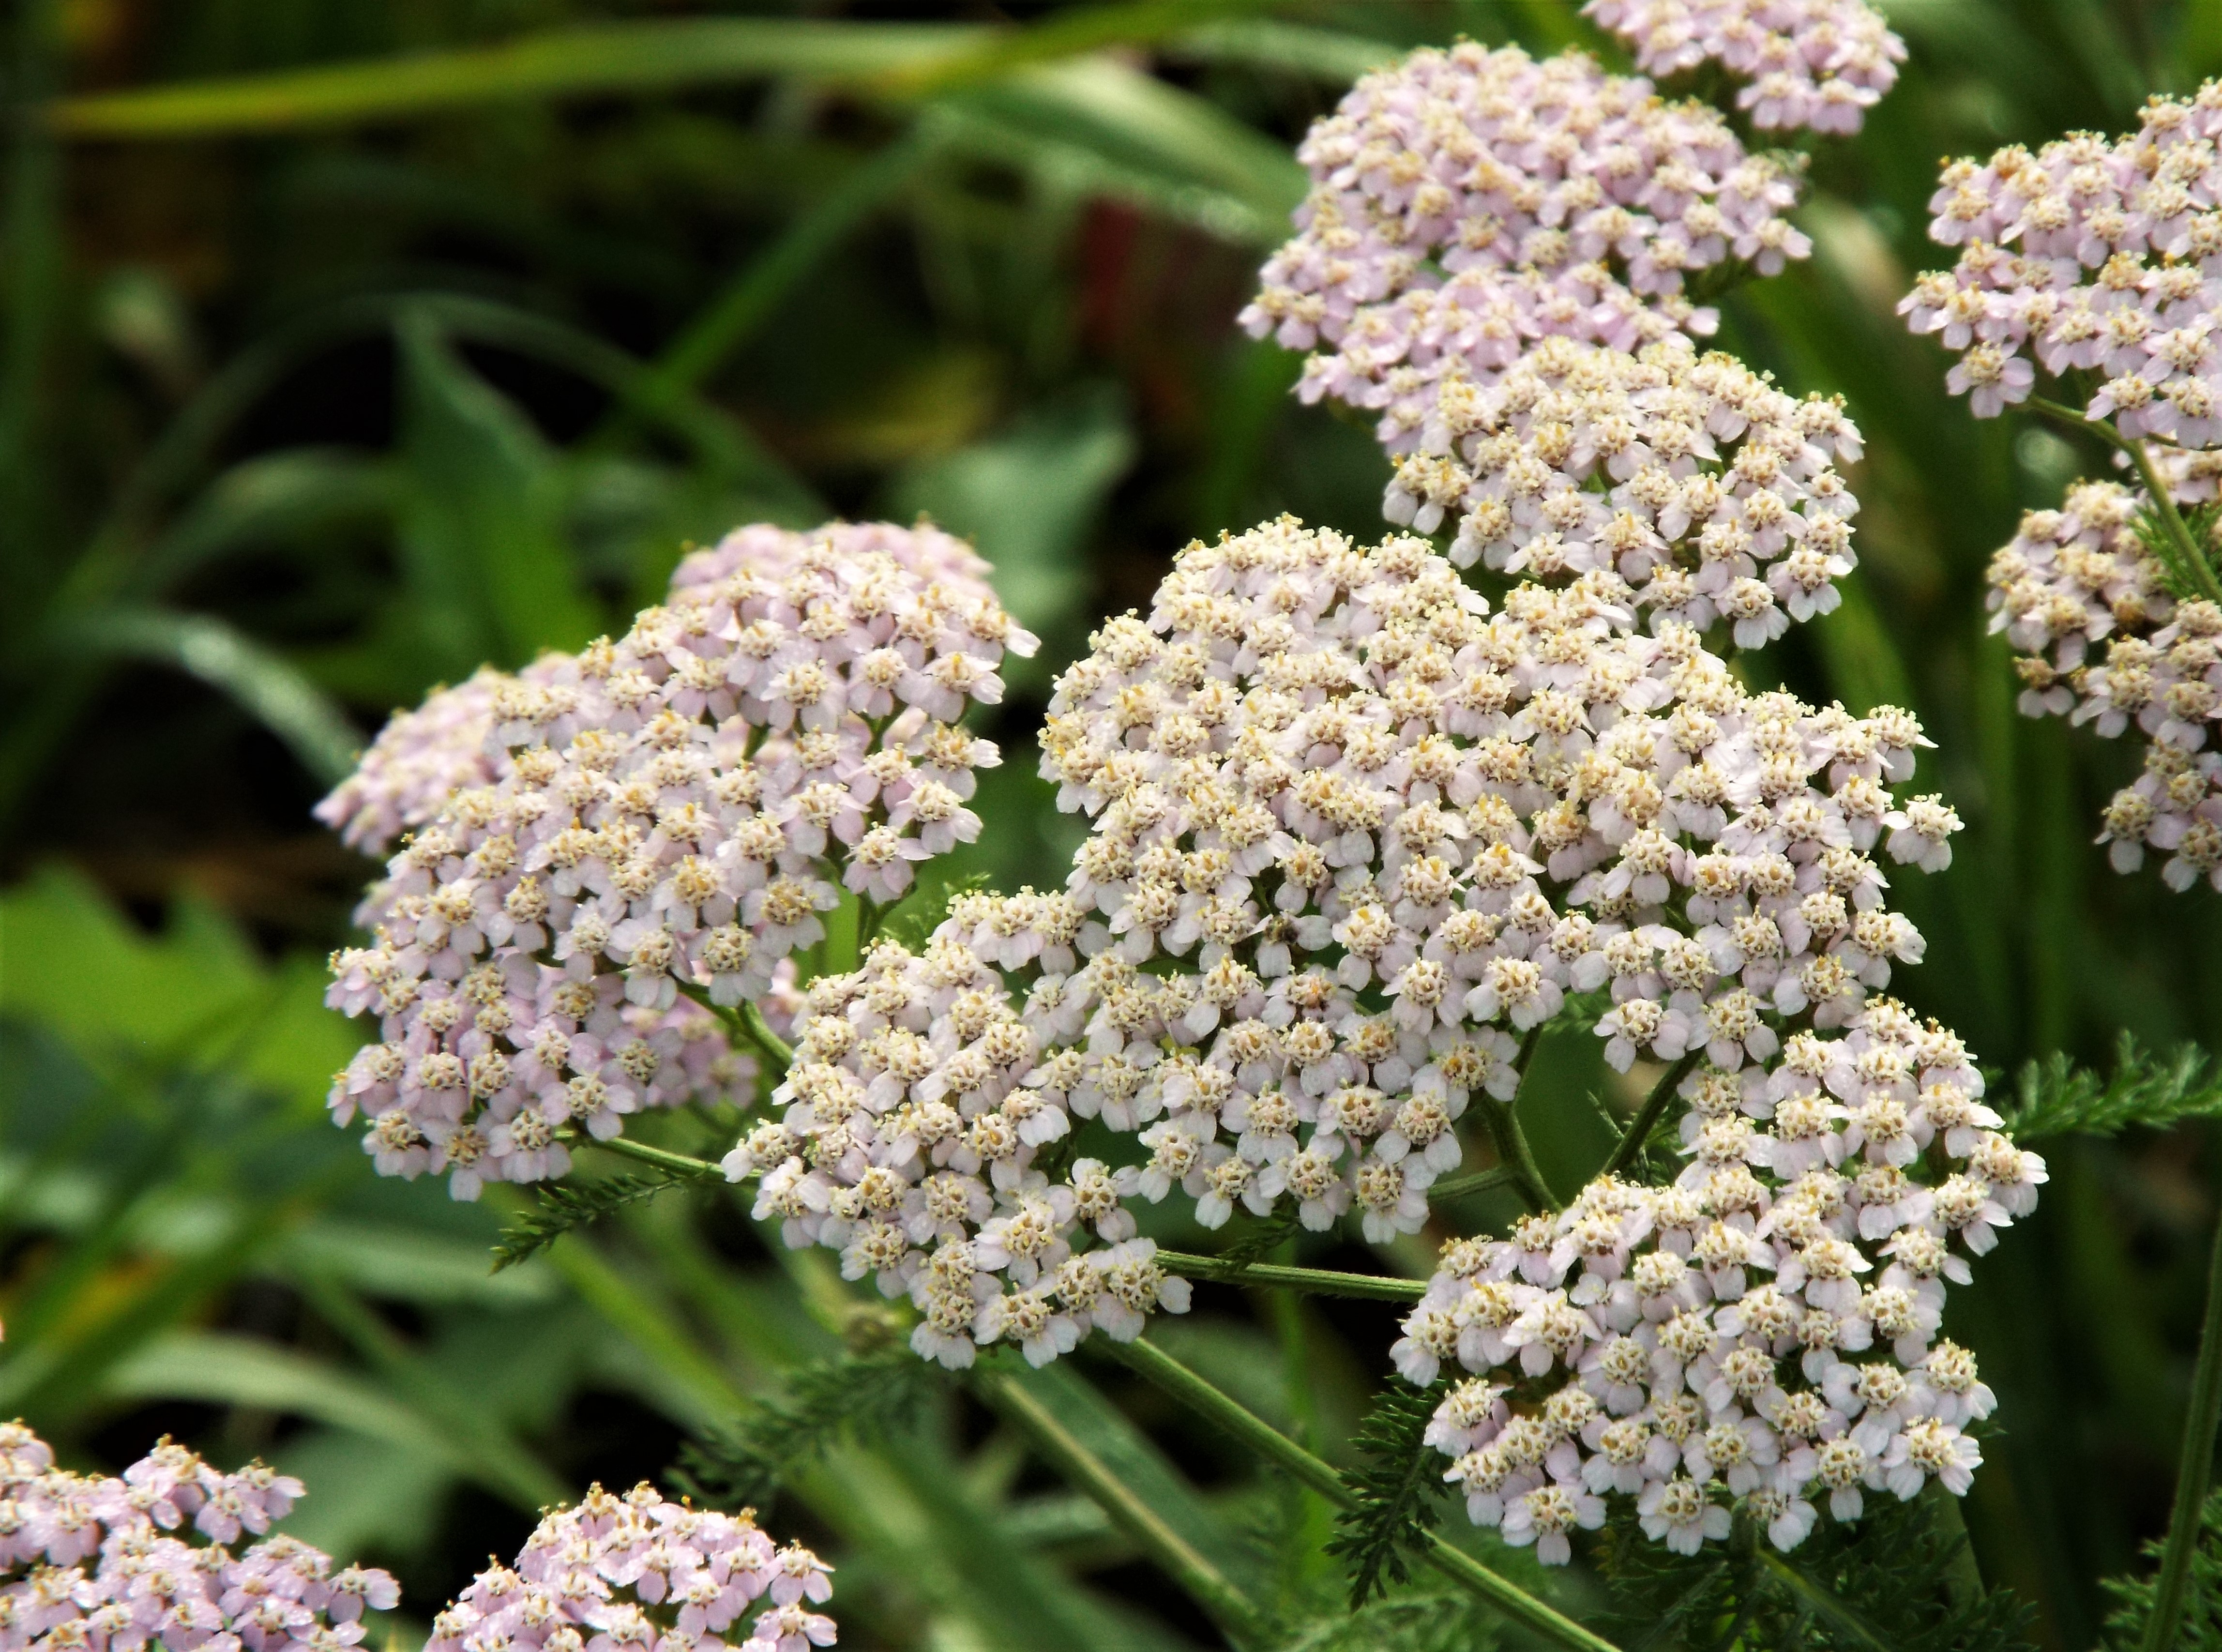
[1103,1336,1622,1652]
[76,607,361,785]
[980,1366,1264,1643]
[2139,1183,2222,1652]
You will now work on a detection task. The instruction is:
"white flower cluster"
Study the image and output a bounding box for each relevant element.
[322,523,1035,1198]
[1904,81,2222,434]
[1028,516,1977,1254]
[0,1422,397,1652]
[1239,42,1811,460]
[1383,335,1866,645]
[722,923,1194,1372]
[1984,479,2222,890]
[1392,989,2041,1563]
[425,1482,833,1652]
[1583,0,1905,135]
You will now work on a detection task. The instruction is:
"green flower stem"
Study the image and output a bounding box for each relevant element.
[1599,1049,1704,1181]
[1481,1023,1559,1212]
[1155,1251,1426,1303]
[742,997,796,1070]
[591,1134,725,1180]
[979,1369,1266,1645]
[1104,1337,1621,1652]
[1427,1165,1518,1202]
[2023,394,2222,607]
[2140,1192,2222,1652]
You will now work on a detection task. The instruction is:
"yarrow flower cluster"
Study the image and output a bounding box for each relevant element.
[721,920,1194,1371]
[1983,479,2222,889]
[1903,81,2222,437]
[1393,997,2038,1563]
[320,522,1035,1197]
[1383,334,1866,644]
[1239,42,1812,459]
[1582,0,1905,135]
[0,1420,397,1652]
[425,1482,833,1652]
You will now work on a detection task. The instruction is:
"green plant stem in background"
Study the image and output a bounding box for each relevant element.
[978,1368,1266,1644]
[1154,1252,1426,1303]
[1599,1050,1704,1181]
[1105,1337,1622,1652]
[2139,1187,2222,1652]
[1481,1024,1559,1212]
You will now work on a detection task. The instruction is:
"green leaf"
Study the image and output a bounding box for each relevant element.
[395,312,598,671]
[889,382,1135,667]
[492,1168,709,1272]
[674,1345,938,1513]
[282,1217,562,1306]
[1327,1379,1450,1607]
[47,19,986,137]
[2104,1487,2222,1650]
[75,607,363,785]
[0,865,359,1108]
[2007,1033,2222,1141]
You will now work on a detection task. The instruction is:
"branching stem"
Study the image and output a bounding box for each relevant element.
[1104,1337,1620,1652]
[2023,394,2222,606]
[590,1134,725,1180]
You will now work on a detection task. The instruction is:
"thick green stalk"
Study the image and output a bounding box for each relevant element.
[1599,1049,1703,1181]
[980,1370,1265,1645]
[2139,1197,2222,1652]
[1104,1337,1621,1652]
[1155,1251,1425,1303]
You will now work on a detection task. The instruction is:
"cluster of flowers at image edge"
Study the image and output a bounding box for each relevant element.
[1904,79,2222,889]
[0,1422,835,1652]
[300,0,2086,1579]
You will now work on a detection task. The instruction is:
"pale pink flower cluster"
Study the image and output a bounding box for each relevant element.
[0,1421,397,1652]
[1239,42,1810,463]
[425,1483,832,1652]
[722,921,1193,1371]
[1385,336,1865,645]
[1025,519,1986,1286]
[322,524,1035,1198]
[1983,479,2222,890]
[1903,82,2222,431]
[315,664,534,856]
[1583,0,1905,135]
[1395,990,2040,1564]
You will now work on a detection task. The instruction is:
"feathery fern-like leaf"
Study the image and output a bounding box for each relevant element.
[2007,1032,2222,1141]
[2103,1487,2222,1650]
[491,1168,707,1271]
[1326,1380,1448,1607]
[673,1346,937,1512]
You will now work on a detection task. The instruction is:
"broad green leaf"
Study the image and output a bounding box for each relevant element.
[141,448,393,593]
[76,607,362,785]
[889,382,1135,666]
[281,1218,562,1306]
[0,866,359,1108]
[270,1426,460,1561]
[395,314,598,671]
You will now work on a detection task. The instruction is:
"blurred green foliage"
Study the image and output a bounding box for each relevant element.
[10,1,2222,1648]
